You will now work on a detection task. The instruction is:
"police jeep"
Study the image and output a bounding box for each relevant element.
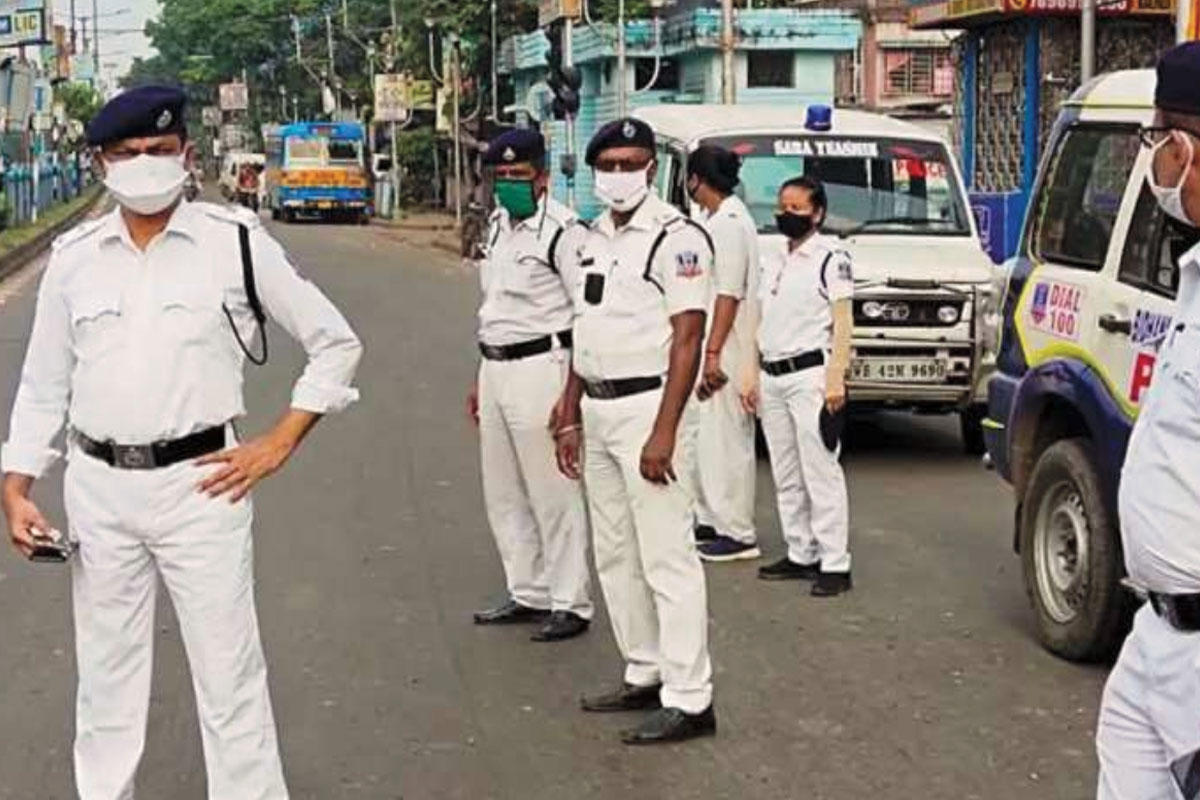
[638,104,1001,453]
[986,70,1198,661]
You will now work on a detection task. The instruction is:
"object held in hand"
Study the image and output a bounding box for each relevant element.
[28,529,78,563]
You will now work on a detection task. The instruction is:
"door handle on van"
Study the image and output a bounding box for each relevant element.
[1098,314,1132,336]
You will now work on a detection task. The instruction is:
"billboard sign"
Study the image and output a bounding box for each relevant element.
[219,82,249,111]
[374,73,412,122]
[0,2,47,48]
[911,0,1173,25]
[538,0,581,26]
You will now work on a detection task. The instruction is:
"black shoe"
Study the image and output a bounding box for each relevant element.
[472,599,551,625]
[811,572,853,597]
[694,524,718,543]
[531,611,590,642]
[581,682,663,713]
[757,557,821,581]
[621,706,717,745]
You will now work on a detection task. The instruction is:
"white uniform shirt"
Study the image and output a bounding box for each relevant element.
[1,201,363,479]
[757,233,854,361]
[1120,240,1200,592]
[702,194,759,344]
[478,195,581,346]
[572,194,712,382]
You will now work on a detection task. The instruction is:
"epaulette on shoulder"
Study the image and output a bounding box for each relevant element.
[662,214,714,253]
[51,216,106,252]
[200,202,263,229]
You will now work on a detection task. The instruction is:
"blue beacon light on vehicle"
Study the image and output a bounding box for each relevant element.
[805,104,833,132]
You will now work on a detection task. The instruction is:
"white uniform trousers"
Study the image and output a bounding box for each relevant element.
[478,350,593,618]
[758,367,851,573]
[1097,603,1200,799]
[65,447,288,800]
[582,388,713,713]
[682,374,757,545]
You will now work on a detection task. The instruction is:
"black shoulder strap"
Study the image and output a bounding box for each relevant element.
[222,223,269,366]
[547,223,566,275]
[239,224,266,324]
[818,251,833,301]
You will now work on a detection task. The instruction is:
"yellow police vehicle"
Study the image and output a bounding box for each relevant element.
[638,104,1002,453]
[986,70,1197,661]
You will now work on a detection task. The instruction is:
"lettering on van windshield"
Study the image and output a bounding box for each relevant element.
[773,139,880,158]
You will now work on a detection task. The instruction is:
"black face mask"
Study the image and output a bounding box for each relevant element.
[776,211,816,241]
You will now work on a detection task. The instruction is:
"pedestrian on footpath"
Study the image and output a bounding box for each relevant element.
[468,128,593,642]
[679,144,761,563]
[743,176,854,597]
[555,118,716,745]
[1,85,362,800]
[1096,42,1200,799]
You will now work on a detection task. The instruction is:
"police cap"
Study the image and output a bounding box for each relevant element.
[86,85,188,148]
[585,117,655,166]
[483,128,546,167]
[1155,42,1200,117]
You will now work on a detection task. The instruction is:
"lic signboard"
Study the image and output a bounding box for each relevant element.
[0,2,46,48]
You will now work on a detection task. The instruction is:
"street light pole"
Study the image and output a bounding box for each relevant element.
[617,0,627,117]
[491,0,499,122]
[390,0,401,218]
[452,35,462,229]
[92,0,99,79]
[564,18,576,209]
[1081,0,1096,83]
[721,0,735,104]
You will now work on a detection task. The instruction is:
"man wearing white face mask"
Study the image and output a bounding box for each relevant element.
[1095,43,1200,800]
[0,85,362,799]
[554,118,717,745]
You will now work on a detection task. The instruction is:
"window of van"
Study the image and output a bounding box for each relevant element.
[1119,186,1189,298]
[705,134,971,237]
[1030,125,1140,271]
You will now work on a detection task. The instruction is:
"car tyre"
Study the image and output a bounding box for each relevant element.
[961,404,987,455]
[1018,437,1133,662]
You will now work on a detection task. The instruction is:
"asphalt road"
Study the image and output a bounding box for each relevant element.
[0,209,1108,800]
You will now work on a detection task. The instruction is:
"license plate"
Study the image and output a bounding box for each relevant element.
[850,358,948,383]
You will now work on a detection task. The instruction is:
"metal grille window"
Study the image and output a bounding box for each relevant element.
[883,48,953,97]
[747,51,794,88]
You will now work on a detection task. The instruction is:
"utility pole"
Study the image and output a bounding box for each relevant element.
[1081,0,1096,83]
[720,0,736,104]
[563,19,576,209]
[326,14,340,117]
[92,0,99,78]
[491,0,499,122]
[617,0,627,117]
[389,0,400,218]
[452,34,462,228]
[69,0,76,53]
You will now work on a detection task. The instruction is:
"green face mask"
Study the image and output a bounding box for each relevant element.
[495,178,539,219]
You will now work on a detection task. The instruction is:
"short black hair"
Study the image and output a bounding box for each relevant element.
[778,175,827,213]
[687,144,741,194]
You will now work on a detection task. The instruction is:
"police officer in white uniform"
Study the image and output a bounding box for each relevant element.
[469,128,593,642]
[745,175,854,597]
[555,118,716,745]
[1096,43,1200,799]
[1,86,362,799]
[680,144,761,562]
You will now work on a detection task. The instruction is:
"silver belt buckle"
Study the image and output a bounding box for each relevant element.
[112,443,156,470]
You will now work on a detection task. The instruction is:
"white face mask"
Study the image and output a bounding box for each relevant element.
[1147,133,1197,226]
[594,166,651,213]
[103,153,189,215]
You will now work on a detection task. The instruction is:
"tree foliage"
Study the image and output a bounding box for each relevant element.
[55,82,103,126]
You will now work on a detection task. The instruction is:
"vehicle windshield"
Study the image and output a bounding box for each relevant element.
[286,137,325,166]
[328,139,363,165]
[705,134,972,237]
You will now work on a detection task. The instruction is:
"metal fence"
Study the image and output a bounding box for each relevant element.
[1,159,94,230]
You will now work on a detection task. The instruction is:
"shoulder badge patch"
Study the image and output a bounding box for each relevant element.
[675,250,703,279]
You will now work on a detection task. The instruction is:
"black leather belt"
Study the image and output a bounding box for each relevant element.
[479,330,573,361]
[583,376,663,400]
[761,350,824,377]
[1149,591,1200,632]
[74,426,226,470]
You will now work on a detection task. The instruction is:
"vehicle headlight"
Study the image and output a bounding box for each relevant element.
[862,301,884,320]
[937,305,961,324]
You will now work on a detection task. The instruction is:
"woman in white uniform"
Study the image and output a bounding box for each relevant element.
[681,145,761,562]
[743,176,854,597]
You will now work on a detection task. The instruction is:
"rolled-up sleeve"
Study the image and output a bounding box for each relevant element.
[251,229,363,414]
[2,259,74,478]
